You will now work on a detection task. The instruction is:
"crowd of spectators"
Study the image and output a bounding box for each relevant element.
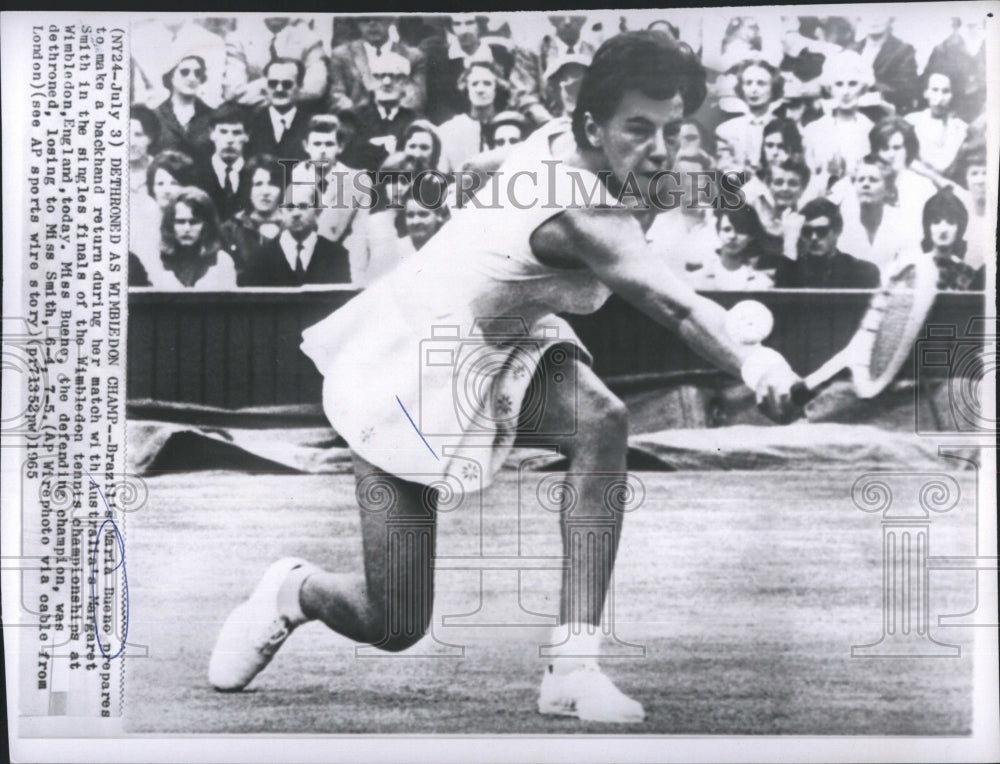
[128,11,990,291]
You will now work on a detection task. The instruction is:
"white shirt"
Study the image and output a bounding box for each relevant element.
[268,105,297,143]
[211,155,244,191]
[905,110,968,174]
[363,40,389,67]
[715,110,773,172]
[803,111,874,179]
[645,208,720,280]
[837,200,919,273]
[280,230,318,272]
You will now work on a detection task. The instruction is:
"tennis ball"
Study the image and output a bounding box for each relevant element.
[725,300,774,345]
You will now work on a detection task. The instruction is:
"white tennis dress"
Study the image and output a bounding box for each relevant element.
[300,127,616,490]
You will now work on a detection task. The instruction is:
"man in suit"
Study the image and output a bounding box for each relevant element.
[853,16,919,116]
[194,104,251,224]
[327,17,426,116]
[241,182,352,286]
[345,52,419,172]
[774,198,881,288]
[245,58,324,163]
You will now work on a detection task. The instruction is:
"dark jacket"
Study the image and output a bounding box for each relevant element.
[774,251,881,289]
[193,160,250,224]
[245,100,323,162]
[342,100,419,172]
[155,97,213,160]
[923,33,986,123]
[853,34,919,115]
[327,39,426,115]
[241,234,351,286]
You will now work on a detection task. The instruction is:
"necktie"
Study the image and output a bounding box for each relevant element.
[567,44,575,54]
[276,115,288,143]
[294,241,306,279]
[375,45,383,57]
[223,161,235,198]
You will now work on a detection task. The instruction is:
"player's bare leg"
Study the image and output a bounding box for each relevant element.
[516,350,644,722]
[208,462,436,690]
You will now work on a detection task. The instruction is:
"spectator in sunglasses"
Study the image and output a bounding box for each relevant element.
[246,58,321,162]
[349,52,420,172]
[774,197,879,288]
[155,53,213,160]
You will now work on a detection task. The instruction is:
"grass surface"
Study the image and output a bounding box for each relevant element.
[124,470,977,735]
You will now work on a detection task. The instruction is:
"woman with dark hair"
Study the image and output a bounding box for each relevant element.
[400,120,443,172]
[131,149,200,283]
[155,53,213,159]
[220,154,284,281]
[437,59,511,172]
[211,31,799,723]
[156,186,237,290]
[393,173,451,260]
[677,117,715,156]
[740,117,803,204]
[869,116,937,218]
[694,206,781,289]
[920,188,983,290]
[130,104,162,194]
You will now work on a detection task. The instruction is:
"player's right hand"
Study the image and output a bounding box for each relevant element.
[742,348,802,424]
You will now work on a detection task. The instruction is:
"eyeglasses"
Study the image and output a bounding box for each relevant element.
[800,224,832,239]
[267,79,296,90]
[178,67,205,78]
[373,72,406,81]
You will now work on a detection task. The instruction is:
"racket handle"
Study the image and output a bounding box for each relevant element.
[790,381,817,408]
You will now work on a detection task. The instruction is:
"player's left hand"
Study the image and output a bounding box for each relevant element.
[742,348,802,424]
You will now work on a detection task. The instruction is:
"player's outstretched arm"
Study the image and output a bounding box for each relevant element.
[534,206,801,420]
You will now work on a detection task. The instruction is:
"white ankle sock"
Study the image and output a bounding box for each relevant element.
[547,622,601,674]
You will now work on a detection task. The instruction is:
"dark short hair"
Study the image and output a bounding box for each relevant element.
[714,204,764,239]
[265,57,305,87]
[870,117,920,166]
[208,103,249,130]
[146,149,197,197]
[162,55,207,91]
[921,188,968,256]
[764,156,810,185]
[799,197,843,234]
[732,58,783,103]
[573,30,707,150]
[305,114,340,137]
[760,117,803,164]
[130,104,162,155]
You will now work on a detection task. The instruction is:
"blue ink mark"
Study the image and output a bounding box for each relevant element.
[85,471,129,659]
[395,395,439,461]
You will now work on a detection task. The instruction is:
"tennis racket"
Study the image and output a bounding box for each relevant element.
[789,254,939,406]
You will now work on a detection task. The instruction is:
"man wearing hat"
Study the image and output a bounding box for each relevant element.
[516,15,597,124]
[327,16,426,116]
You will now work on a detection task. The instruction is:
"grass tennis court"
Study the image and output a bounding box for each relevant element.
[125,469,977,735]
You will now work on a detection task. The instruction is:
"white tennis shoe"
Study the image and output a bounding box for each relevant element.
[538,663,645,723]
[208,557,318,691]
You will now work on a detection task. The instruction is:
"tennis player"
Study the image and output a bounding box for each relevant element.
[209,31,801,723]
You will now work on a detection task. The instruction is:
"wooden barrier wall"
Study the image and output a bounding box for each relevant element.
[127,288,987,408]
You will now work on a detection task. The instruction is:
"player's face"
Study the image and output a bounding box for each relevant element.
[130,119,151,163]
[404,131,434,164]
[740,65,773,110]
[249,168,281,214]
[173,202,204,247]
[211,122,248,163]
[762,132,788,166]
[928,216,959,249]
[266,62,300,109]
[878,131,908,172]
[853,163,887,204]
[799,215,837,257]
[305,131,339,165]
[717,215,751,257]
[587,89,685,204]
[965,164,987,204]
[492,124,522,148]
[171,57,204,97]
[152,169,183,209]
[830,71,863,110]
[925,73,953,117]
[768,167,803,207]
[467,67,497,108]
